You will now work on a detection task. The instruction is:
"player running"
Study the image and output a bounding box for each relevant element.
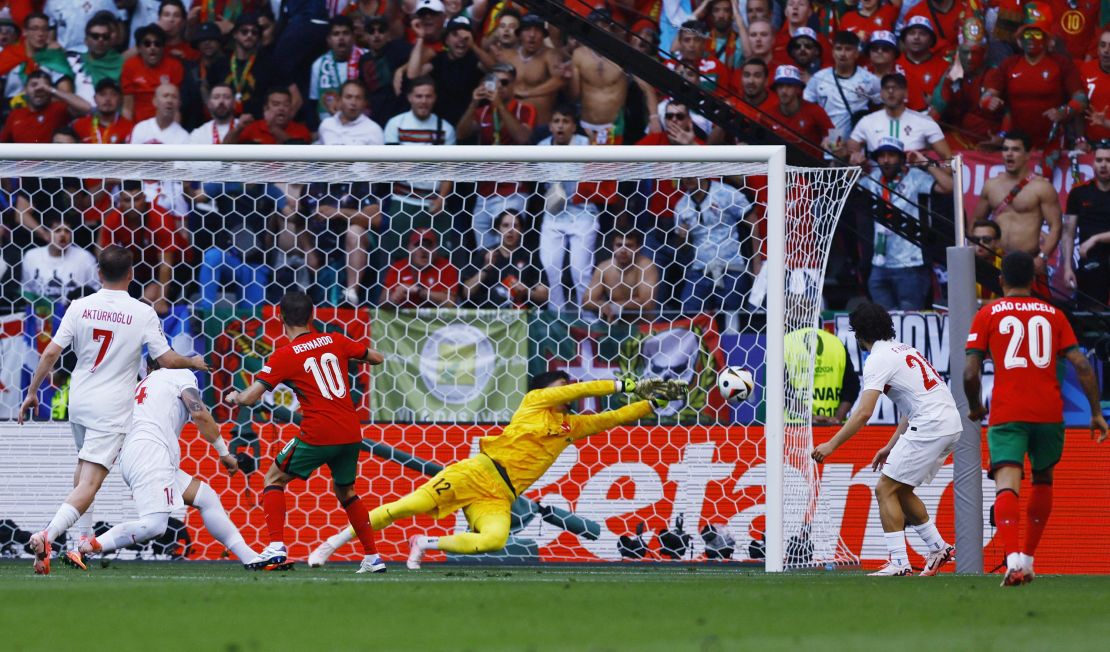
[964,252,1108,587]
[73,357,260,567]
[307,372,687,570]
[17,246,208,575]
[812,302,960,577]
[224,290,386,573]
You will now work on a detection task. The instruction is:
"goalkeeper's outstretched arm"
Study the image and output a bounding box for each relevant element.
[523,380,625,409]
[568,401,654,440]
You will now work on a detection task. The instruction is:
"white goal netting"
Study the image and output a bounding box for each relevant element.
[0,148,858,569]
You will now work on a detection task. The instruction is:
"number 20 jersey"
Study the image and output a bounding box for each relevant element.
[255,331,368,445]
[967,296,1079,425]
[862,340,962,439]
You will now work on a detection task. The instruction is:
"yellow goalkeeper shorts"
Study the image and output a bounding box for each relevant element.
[416,454,515,520]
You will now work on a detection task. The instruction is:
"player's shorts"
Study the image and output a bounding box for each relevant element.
[987,421,1066,476]
[416,454,515,520]
[119,438,189,517]
[881,432,960,487]
[72,423,127,468]
[275,437,361,486]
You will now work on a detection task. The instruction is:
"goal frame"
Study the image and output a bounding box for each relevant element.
[0,143,790,572]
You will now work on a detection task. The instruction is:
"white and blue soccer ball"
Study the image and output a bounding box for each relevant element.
[717,366,755,403]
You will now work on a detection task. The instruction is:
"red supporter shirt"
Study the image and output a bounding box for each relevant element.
[967,296,1079,425]
[0,100,69,143]
[237,119,313,144]
[475,99,536,196]
[936,70,1003,148]
[1048,0,1100,60]
[904,0,964,57]
[665,57,731,94]
[759,96,834,158]
[635,132,706,219]
[383,257,459,308]
[838,4,898,42]
[256,331,368,446]
[1081,59,1110,141]
[97,205,185,277]
[986,53,1082,147]
[898,54,948,112]
[120,55,185,123]
[71,114,134,144]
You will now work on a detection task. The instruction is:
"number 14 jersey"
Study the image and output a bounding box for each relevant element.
[256,331,369,445]
[862,340,962,439]
[967,296,1079,425]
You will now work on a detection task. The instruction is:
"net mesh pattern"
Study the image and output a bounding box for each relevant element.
[0,154,858,569]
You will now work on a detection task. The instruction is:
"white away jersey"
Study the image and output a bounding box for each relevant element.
[51,289,172,431]
[861,340,961,439]
[128,368,199,465]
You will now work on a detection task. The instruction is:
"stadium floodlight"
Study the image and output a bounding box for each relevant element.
[0,144,858,572]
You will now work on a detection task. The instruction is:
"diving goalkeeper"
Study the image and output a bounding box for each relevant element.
[309,372,686,569]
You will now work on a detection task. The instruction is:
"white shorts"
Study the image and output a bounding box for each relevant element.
[882,432,961,487]
[119,439,192,517]
[72,423,127,468]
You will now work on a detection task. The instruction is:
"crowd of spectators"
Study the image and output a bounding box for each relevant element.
[0,0,1108,323]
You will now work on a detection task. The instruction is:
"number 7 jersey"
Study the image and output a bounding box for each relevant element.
[967,296,1079,425]
[255,331,369,445]
[862,340,962,439]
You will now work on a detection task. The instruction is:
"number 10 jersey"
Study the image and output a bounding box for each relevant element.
[256,331,369,445]
[967,296,1079,425]
[862,340,962,439]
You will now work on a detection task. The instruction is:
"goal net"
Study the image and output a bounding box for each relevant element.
[0,145,858,570]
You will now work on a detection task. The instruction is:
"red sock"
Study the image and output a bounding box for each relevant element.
[262,485,286,544]
[342,496,378,555]
[1024,483,1053,556]
[995,489,1020,556]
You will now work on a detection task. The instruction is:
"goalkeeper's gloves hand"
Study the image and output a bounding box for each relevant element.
[618,376,688,401]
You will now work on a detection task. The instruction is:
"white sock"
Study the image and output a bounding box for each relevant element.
[98,513,170,554]
[1020,552,1034,570]
[46,503,82,541]
[73,509,94,546]
[1006,552,1023,571]
[884,531,909,566]
[331,527,358,548]
[191,482,255,562]
[421,536,440,551]
[912,519,947,552]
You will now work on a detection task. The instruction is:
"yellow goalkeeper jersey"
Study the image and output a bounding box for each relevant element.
[479,380,652,495]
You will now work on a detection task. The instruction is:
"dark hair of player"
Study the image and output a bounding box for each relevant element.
[98,245,133,282]
[529,370,570,391]
[279,290,313,327]
[1000,251,1035,289]
[848,302,896,344]
[1002,130,1031,152]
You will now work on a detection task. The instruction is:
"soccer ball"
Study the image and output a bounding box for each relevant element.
[718,367,755,403]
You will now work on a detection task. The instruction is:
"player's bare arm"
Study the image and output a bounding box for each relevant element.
[963,350,986,422]
[871,417,910,471]
[156,350,210,372]
[1064,348,1110,442]
[182,387,237,474]
[812,389,881,462]
[18,342,64,423]
[224,381,268,408]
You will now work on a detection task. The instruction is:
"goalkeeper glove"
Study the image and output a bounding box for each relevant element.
[618,376,688,401]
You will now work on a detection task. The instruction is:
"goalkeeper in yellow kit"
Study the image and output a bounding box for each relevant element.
[308,371,686,569]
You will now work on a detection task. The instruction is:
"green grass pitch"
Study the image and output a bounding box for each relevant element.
[2,561,1109,651]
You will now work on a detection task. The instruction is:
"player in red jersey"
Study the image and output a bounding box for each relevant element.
[964,252,1108,587]
[224,290,387,573]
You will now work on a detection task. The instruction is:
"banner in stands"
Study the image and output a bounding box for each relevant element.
[2,423,1106,573]
[370,309,528,423]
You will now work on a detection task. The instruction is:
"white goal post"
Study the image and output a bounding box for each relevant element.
[0,144,858,572]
